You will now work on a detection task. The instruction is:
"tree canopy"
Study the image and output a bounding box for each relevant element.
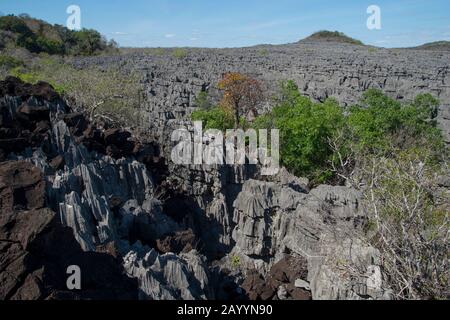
[218,72,263,128]
[0,14,116,56]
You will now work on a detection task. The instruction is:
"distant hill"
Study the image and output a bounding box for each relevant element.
[300,31,364,45]
[412,41,450,51]
[0,14,117,56]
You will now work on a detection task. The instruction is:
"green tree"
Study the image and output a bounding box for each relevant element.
[275,80,301,106]
[191,107,235,131]
[347,90,443,155]
[0,15,32,34]
[347,90,402,152]
[0,15,114,56]
[36,36,64,55]
[194,91,212,110]
[254,82,345,182]
[218,72,264,128]
[71,29,106,56]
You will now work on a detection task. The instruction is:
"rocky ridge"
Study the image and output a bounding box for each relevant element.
[71,40,450,145]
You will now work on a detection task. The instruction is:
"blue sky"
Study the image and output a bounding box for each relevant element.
[1,0,449,48]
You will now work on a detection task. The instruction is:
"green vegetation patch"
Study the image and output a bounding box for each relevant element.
[0,14,117,56]
[0,54,24,69]
[173,48,188,59]
[191,79,444,185]
[191,106,235,131]
[307,30,364,45]
[9,56,142,125]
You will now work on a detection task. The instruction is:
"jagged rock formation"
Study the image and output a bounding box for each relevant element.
[0,160,138,300]
[242,255,311,300]
[72,39,450,144]
[0,77,213,300]
[229,177,388,300]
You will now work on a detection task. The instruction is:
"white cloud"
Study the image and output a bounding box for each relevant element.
[190,37,198,41]
[165,34,176,38]
[112,32,128,35]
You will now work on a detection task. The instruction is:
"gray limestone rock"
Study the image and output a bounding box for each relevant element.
[72,42,450,144]
[230,177,388,300]
[123,247,213,300]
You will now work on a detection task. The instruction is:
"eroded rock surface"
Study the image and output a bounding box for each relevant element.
[0,78,213,300]
[226,176,388,300]
[0,161,138,300]
[2,36,449,300]
[72,41,450,144]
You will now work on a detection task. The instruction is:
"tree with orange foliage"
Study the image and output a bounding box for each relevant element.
[217,72,263,128]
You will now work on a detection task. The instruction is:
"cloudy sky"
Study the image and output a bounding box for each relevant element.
[1,0,449,48]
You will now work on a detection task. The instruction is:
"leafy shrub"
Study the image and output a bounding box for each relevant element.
[0,54,24,69]
[194,91,212,110]
[253,82,448,298]
[36,36,64,55]
[254,81,345,182]
[9,56,142,125]
[70,29,107,56]
[191,106,235,131]
[274,80,301,106]
[153,48,166,56]
[231,256,241,269]
[258,48,268,56]
[347,89,402,152]
[347,89,444,156]
[254,83,445,184]
[173,48,187,59]
[412,93,439,119]
[0,15,31,34]
[10,65,68,95]
[362,146,448,299]
[0,14,114,56]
